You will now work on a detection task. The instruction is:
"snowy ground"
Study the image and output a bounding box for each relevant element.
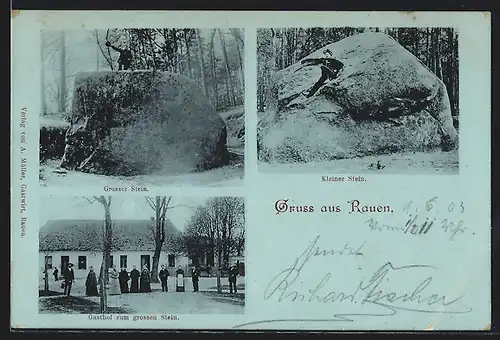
[259,150,459,174]
[40,159,244,187]
[39,277,245,314]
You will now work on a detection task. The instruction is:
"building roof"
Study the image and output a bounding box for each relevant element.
[39,219,182,253]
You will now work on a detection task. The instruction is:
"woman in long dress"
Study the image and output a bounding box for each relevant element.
[139,265,152,293]
[119,267,129,293]
[85,266,99,296]
[108,265,121,296]
[129,265,140,293]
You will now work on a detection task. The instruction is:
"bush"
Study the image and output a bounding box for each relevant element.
[39,120,69,163]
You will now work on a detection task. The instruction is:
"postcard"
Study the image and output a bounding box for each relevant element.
[11,10,491,331]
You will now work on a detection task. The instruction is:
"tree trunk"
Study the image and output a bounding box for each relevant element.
[209,29,218,108]
[426,28,430,67]
[436,30,443,80]
[183,30,193,78]
[216,247,222,293]
[151,243,162,283]
[225,76,231,109]
[413,29,420,58]
[195,29,209,98]
[41,33,46,116]
[150,197,162,283]
[148,196,170,284]
[218,29,236,108]
[292,28,298,64]
[59,31,66,113]
[446,28,453,113]
[100,197,112,313]
[44,255,49,291]
[96,37,100,71]
[236,43,244,102]
[99,262,107,314]
[270,29,277,76]
[453,31,459,115]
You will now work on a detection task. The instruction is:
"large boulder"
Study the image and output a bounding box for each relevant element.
[60,71,229,175]
[258,32,459,164]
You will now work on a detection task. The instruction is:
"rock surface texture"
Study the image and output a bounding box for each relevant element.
[61,71,229,175]
[258,32,458,164]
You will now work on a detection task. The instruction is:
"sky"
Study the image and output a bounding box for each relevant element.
[39,196,207,232]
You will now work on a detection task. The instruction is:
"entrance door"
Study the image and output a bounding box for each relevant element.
[140,255,151,270]
[60,256,69,272]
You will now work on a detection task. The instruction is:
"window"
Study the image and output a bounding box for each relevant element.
[120,255,127,269]
[78,256,87,270]
[141,255,151,270]
[168,254,175,267]
[206,253,215,267]
[61,256,69,271]
[45,256,53,269]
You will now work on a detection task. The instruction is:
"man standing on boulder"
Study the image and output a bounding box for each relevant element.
[301,49,344,98]
[105,41,133,70]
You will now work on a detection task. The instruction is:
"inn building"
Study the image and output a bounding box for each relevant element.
[38,218,217,279]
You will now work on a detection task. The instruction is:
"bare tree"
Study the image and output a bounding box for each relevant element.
[40,32,47,115]
[83,196,113,314]
[209,29,219,108]
[94,29,115,71]
[230,28,245,94]
[59,31,66,113]
[42,31,70,114]
[196,29,209,98]
[234,225,245,257]
[218,29,236,107]
[183,197,245,293]
[145,196,172,283]
[94,30,112,70]
[40,238,52,291]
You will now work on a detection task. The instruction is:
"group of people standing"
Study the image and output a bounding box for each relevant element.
[71,263,241,296]
[85,265,153,297]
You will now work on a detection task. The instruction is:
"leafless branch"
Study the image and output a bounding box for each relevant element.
[145,196,156,211]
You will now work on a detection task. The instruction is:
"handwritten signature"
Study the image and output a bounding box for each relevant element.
[233,235,472,329]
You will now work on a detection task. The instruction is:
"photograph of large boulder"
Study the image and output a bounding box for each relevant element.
[258,31,459,166]
[60,70,230,176]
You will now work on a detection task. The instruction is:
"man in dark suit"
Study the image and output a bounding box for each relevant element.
[191,267,200,292]
[228,264,239,294]
[159,265,170,292]
[63,263,75,296]
[301,49,344,98]
[105,41,133,70]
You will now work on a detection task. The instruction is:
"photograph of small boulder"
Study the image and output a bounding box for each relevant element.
[257,28,459,174]
[39,28,245,187]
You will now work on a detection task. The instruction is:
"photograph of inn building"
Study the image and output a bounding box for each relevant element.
[38,195,246,315]
[39,219,205,279]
